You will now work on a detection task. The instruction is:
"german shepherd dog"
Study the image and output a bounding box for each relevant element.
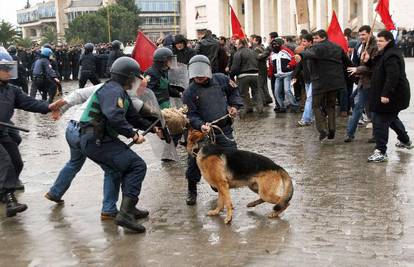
[187,128,293,224]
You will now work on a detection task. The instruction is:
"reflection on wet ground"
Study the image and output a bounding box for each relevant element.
[1,60,414,266]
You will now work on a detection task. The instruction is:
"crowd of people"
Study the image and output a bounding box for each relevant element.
[0,25,412,233]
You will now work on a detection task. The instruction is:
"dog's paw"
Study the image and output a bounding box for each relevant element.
[207,209,220,216]
[224,216,232,224]
[267,211,280,218]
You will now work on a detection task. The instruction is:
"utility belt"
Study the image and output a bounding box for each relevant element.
[79,122,116,146]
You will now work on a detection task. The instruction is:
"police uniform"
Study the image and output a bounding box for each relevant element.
[31,56,58,102]
[145,66,170,109]
[182,73,243,201]
[79,52,100,88]
[0,82,50,215]
[9,53,28,94]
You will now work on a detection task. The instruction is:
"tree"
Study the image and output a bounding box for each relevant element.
[65,3,141,44]
[97,4,141,43]
[116,0,140,14]
[0,20,19,46]
[41,26,57,45]
[15,37,33,48]
[65,13,107,43]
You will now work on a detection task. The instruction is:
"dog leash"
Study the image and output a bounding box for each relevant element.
[207,114,235,143]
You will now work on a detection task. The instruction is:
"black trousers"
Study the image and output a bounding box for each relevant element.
[31,79,56,103]
[372,112,410,154]
[313,91,337,134]
[79,72,101,88]
[0,136,23,192]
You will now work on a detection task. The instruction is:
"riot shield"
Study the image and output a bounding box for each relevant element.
[136,89,179,161]
[168,62,189,92]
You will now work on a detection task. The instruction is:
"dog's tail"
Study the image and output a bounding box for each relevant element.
[273,168,294,212]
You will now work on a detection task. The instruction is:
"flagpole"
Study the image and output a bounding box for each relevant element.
[107,5,111,43]
[364,12,378,53]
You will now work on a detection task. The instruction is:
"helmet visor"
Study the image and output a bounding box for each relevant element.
[188,61,212,79]
[167,55,178,69]
[0,61,18,80]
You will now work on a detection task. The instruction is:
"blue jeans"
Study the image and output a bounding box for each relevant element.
[346,88,369,138]
[48,121,120,213]
[274,73,298,109]
[301,83,313,123]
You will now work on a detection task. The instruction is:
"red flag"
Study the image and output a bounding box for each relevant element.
[327,11,348,52]
[230,5,246,39]
[131,31,157,72]
[375,0,395,31]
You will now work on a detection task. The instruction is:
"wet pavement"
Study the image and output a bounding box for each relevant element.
[1,59,414,266]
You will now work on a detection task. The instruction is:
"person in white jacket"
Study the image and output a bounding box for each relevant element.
[45,80,152,221]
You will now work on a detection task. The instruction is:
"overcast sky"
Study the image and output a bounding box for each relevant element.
[0,0,43,26]
[0,0,412,29]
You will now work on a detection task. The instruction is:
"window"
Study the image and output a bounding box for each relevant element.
[195,5,206,20]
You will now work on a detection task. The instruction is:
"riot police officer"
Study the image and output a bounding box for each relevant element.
[182,55,243,205]
[145,47,177,109]
[7,45,28,94]
[0,50,53,217]
[79,43,100,88]
[30,47,60,102]
[79,57,161,233]
[106,40,124,75]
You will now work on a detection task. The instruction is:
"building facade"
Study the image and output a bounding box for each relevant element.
[186,0,379,40]
[17,0,185,43]
[135,0,186,42]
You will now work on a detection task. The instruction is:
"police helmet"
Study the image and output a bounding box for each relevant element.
[41,47,53,58]
[42,43,52,49]
[110,56,143,79]
[153,47,173,63]
[188,55,212,79]
[111,40,122,50]
[0,50,18,80]
[7,45,17,55]
[84,43,94,53]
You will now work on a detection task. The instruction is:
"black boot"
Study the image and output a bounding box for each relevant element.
[6,192,28,217]
[15,180,25,191]
[115,196,146,233]
[131,199,149,219]
[186,181,197,206]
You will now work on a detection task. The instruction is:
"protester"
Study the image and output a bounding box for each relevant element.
[362,30,412,162]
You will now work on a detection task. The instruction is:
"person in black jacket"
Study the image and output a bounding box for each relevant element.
[173,34,196,65]
[106,40,124,75]
[230,38,263,115]
[297,30,353,141]
[362,31,412,162]
[0,50,54,217]
[79,43,100,88]
[195,29,220,73]
[30,47,60,103]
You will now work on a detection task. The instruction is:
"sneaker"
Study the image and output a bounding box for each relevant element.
[344,136,354,143]
[319,131,328,142]
[362,113,370,122]
[395,141,413,149]
[367,149,388,163]
[297,120,312,127]
[44,192,64,204]
[358,119,365,126]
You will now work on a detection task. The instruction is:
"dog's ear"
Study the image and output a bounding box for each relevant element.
[187,128,205,144]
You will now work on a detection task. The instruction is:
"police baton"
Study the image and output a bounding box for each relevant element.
[0,122,30,133]
[128,118,161,147]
